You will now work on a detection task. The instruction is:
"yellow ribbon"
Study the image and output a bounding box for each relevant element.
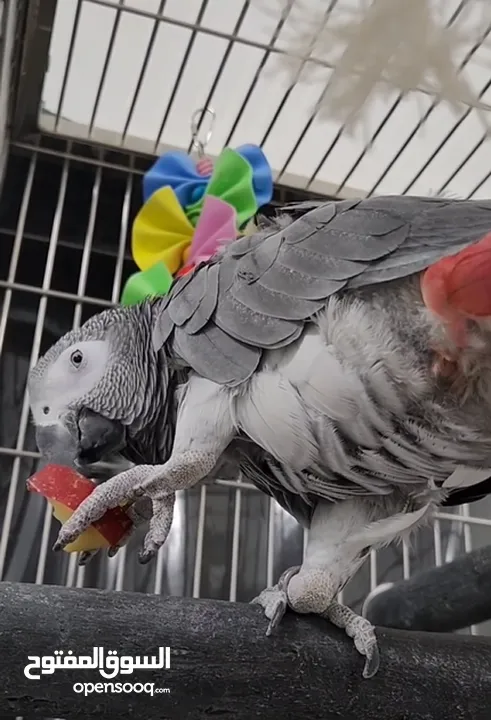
[132,186,194,275]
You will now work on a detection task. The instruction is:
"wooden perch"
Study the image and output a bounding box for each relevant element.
[1,581,491,719]
[364,544,491,633]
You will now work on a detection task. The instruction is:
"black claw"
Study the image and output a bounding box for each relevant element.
[108,546,120,558]
[52,541,62,552]
[138,549,155,565]
[78,551,93,566]
[362,646,380,679]
[266,599,287,636]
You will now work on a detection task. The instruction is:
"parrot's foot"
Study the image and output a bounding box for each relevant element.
[251,566,301,635]
[253,566,379,679]
[52,465,176,564]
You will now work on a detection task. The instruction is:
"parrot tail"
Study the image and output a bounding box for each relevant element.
[421,233,491,388]
[421,232,491,321]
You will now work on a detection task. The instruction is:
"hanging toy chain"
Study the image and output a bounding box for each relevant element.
[191,107,215,177]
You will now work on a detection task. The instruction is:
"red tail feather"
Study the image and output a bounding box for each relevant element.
[422,232,491,319]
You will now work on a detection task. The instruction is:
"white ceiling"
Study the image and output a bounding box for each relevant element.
[40,0,491,199]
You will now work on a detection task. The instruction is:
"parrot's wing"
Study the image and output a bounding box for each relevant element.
[154,195,491,385]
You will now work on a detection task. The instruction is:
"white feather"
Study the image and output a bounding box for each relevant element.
[232,370,318,471]
[347,502,434,554]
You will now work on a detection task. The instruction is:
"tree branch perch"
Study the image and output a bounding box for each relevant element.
[364,544,491,633]
[1,581,490,719]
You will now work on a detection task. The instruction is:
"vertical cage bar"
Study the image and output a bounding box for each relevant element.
[192,484,207,598]
[369,549,377,592]
[433,518,443,567]
[266,498,275,588]
[0,0,18,193]
[111,159,133,303]
[402,540,410,580]
[229,480,242,602]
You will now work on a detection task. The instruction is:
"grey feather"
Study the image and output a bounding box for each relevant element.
[251,258,348,301]
[172,322,261,385]
[347,248,458,287]
[167,270,207,327]
[183,263,220,334]
[152,300,175,351]
[234,232,283,277]
[280,243,365,280]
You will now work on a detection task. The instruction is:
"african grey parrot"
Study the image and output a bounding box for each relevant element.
[27,195,491,678]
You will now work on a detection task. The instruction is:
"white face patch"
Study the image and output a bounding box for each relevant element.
[29,340,110,426]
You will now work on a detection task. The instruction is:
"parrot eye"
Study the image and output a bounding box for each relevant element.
[42,406,49,415]
[70,350,83,368]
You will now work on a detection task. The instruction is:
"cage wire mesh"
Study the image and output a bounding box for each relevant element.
[0,0,491,673]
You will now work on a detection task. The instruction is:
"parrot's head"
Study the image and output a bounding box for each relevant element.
[27,303,165,475]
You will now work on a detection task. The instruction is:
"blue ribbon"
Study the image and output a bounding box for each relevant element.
[234,144,273,209]
[142,145,273,209]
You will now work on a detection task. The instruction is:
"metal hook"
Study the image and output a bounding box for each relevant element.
[190,107,216,158]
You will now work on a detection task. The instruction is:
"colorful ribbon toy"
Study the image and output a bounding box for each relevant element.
[121,143,273,306]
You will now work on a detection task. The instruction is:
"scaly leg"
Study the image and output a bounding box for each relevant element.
[253,497,428,678]
[53,375,234,563]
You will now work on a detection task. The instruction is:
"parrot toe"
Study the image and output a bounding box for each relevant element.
[251,586,288,636]
[324,599,380,679]
[77,549,100,566]
[138,493,176,564]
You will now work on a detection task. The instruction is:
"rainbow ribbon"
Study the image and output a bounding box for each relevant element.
[121,144,273,306]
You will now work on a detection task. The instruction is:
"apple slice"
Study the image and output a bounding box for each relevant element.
[27,464,133,553]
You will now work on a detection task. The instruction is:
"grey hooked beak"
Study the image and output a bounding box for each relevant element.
[35,408,126,475]
[35,423,79,469]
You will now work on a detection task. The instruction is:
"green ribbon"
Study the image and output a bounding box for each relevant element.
[120,261,174,307]
[185,148,258,228]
